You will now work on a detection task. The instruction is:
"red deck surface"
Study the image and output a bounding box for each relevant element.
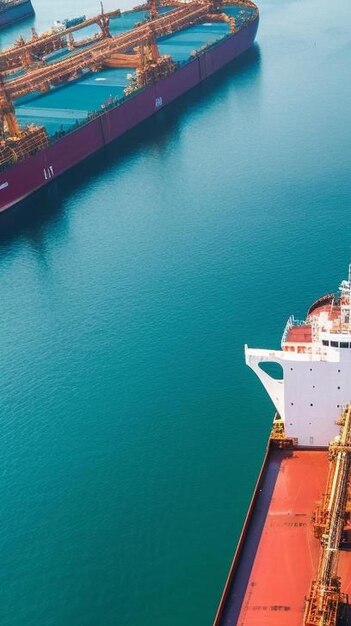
[237,450,351,626]
[286,324,312,343]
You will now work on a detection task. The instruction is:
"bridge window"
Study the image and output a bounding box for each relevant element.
[340,342,349,348]
[331,341,338,347]
[322,340,329,346]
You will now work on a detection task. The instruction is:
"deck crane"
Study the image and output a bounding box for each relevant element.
[0,76,20,139]
[303,404,351,626]
[0,75,48,168]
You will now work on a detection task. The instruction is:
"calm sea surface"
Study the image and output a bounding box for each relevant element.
[0,0,350,625]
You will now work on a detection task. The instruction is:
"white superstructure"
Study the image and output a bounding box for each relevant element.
[245,266,351,447]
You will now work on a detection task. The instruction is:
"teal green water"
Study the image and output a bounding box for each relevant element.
[1,0,351,625]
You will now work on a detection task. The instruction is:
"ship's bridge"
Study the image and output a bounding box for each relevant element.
[319,333,351,366]
[320,333,351,348]
[245,264,351,446]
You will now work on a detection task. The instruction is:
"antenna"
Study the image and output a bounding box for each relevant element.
[339,264,351,331]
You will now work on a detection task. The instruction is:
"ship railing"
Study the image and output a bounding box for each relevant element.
[281,315,294,346]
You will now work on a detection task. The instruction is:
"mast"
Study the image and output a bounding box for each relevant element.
[339,263,351,332]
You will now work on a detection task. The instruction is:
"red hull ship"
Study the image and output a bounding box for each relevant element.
[214,268,351,626]
[0,2,259,213]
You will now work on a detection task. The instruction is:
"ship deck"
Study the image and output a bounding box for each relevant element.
[13,4,256,136]
[214,446,351,626]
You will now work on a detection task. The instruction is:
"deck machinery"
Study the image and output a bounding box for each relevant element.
[304,404,351,626]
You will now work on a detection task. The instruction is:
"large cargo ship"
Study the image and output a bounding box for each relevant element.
[214,266,351,626]
[0,0,258,213]
[0,0,34,29]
